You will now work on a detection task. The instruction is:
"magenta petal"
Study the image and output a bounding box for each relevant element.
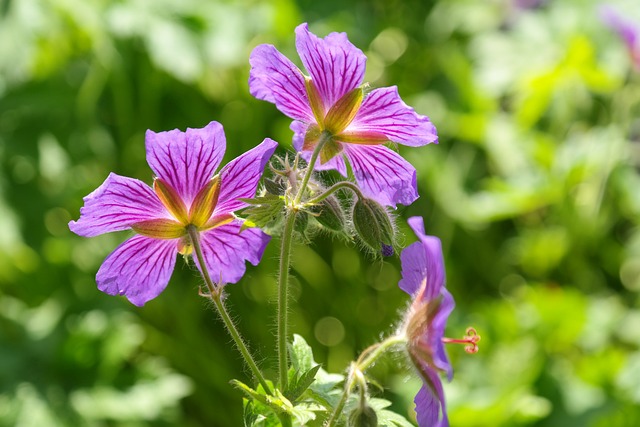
[215,138,278,214]
[195,221,271,285]
[415,376,449,427]
[145,121,226,206]
[350,87,438,147]
[249,44,313,122]
[69,173,167,237]
[295,23,366,108]
[96,235,177,306]
[344,144,418,207]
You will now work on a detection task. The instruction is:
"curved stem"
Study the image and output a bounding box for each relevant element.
[188,225,272,395]
[326,334,406,426]
[305,181,365,205]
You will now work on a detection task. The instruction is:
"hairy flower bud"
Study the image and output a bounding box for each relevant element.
[352,197,394,253]
[348,404,378,427]
[310,195,346,232]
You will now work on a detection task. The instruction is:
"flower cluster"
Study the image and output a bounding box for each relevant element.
[70,23,474,426]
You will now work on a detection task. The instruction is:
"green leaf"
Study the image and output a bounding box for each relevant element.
[369,398,414,427]
[286,364,321,401]
[289,334,315,373]
[239,194,285,230]
[243,399,282,427]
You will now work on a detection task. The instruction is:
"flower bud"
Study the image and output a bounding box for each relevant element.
[310,195,346,232]
[352,197,394,254]
[348,404,378,427]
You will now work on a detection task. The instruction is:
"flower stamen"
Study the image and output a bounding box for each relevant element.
[441,327,480,354]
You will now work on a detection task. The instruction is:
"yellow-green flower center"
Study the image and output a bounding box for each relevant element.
[131,176,233,252]
[303,78,389,163]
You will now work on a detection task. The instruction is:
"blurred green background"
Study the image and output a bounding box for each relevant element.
[2,0,640,425]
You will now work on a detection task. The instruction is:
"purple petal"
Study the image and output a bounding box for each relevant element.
[291,121,349,174]
[215,138,278,214]
[415,376,449,427]
[249,44,313,122]
[399,241,427,296]
[96,235,178,306]
[295,23,366,108]
[195,221,270,285]
[344,144,418,207]
[407,216,446,301]
[145,121,225,206]
[69,173,168,237]
[430,288,455,380]
[349,87,438,147]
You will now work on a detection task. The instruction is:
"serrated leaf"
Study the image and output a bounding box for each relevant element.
[291,402,324,425]
[286,364,321,401]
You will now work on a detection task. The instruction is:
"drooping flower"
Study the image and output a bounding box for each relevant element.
[399,216,454,427]
[249,23,438,208]
[69,121,278,306]
[600,5,640,71]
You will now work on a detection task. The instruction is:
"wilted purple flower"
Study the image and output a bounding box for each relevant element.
[70,121,277,306]
[399,217,480,427]
[600,5,640,70]
[249,23,438,208]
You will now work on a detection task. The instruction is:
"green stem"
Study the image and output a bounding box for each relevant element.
[187,225,272,395]
[326,334,406,426]
[305,181,365,205]
[276,132,332,393]
[277,210,297,390]
[293,131,332,204]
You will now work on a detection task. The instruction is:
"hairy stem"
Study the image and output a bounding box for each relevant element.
[277,210,297,389]
[326,334,407,426]
[277,132,332,392]
[305,180,365,205]
[188,225,272,395]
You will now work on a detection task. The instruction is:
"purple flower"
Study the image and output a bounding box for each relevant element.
[399,216,454,427]
[249,23,438,208]
[600,5,640,70]
[69,121,278,306]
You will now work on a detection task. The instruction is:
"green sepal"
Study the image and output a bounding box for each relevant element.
[324,86,364,135]
[319,137,344,164]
